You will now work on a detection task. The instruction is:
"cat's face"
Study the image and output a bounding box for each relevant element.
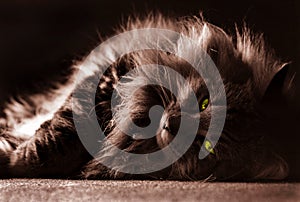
[122,70,217,180]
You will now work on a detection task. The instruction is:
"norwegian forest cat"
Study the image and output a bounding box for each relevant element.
[0,13,293,181]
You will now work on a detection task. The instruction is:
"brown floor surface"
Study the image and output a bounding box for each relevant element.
[0,179,299,202]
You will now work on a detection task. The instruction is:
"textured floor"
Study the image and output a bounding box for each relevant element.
[0,179,299,202]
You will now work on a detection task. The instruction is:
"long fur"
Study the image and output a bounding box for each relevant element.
[0,13,290,180]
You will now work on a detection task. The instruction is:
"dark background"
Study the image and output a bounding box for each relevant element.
[0,0,299,179]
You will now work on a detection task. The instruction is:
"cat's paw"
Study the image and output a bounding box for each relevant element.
[0,137,13,177]
[0,130,25,177]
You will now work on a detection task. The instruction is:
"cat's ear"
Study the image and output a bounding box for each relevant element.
[262,63,290,101]
[251,150,289,180]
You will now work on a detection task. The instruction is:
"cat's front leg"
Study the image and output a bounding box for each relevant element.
[7,107,92,178]
[0,130,26,177]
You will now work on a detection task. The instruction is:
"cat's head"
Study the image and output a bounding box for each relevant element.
[85,14,290,180]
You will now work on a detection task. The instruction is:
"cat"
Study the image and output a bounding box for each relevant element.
[0,13,292,181]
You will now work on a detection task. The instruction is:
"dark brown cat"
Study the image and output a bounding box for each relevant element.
[0,14,292,181]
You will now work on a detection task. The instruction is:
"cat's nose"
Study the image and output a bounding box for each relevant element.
[162,122,171,132]
[162,116,180,136]
[158,117,179,148]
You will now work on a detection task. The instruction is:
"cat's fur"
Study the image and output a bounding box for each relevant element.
[0,14,291,180]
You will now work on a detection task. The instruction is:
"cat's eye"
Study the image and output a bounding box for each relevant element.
[204,140,215,155]
[200,98,209,111]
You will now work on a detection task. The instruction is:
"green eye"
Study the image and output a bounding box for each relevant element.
[200,98,209,111]
[204,140,215,154]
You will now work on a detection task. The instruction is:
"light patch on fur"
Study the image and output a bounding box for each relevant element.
[0,76,77,138]
[0,138,12,152]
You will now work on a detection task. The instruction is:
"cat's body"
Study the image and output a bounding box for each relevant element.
[0,14,292,180]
